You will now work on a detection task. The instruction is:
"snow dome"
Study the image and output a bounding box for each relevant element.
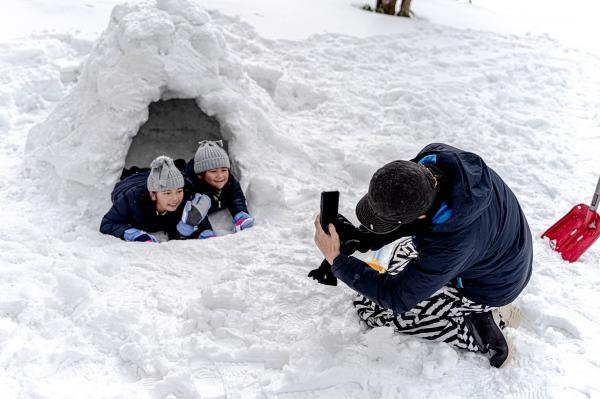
[24,0,276,197]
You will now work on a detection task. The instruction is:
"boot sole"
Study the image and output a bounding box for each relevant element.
[492,304,523,330]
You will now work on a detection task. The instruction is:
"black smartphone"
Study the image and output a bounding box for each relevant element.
[320,191,339,233]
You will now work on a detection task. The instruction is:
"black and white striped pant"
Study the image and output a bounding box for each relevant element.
[353,238,492,352]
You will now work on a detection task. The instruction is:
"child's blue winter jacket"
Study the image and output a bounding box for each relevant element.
[100,171,209,240]
[183,160,249,230]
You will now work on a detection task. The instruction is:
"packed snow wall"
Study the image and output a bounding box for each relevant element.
[24,0,278,202]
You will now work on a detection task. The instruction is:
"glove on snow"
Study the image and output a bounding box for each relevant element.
[233,211,254,232]
[307,259,338,286]
[198,229,217,239]
[177,194,212,237]
[124,228,157,243]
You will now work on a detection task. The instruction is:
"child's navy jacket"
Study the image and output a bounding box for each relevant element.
[100,171,209,240]
[183,160,249,225]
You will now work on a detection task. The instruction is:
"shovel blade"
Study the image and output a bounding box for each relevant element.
[542,204,600,262]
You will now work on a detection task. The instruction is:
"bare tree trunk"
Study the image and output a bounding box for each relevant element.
[398,0,412,17]
[376,0,398,15]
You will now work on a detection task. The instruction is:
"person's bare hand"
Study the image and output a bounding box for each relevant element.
[314,215,341,265]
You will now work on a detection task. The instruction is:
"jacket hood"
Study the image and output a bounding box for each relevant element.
[417,143,493,232]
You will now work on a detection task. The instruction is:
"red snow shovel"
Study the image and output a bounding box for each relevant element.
[541,176,600,262]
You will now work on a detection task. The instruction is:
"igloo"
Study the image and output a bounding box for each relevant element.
[25,0,277,203]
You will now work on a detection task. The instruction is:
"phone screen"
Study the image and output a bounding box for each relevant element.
[320,191,339,233]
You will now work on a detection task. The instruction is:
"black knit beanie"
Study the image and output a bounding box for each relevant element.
[356,160,436,234]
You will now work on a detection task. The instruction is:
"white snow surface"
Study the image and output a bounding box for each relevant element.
[1,0,600,398]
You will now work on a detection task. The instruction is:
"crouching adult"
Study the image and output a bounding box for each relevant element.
[100,155,211,242]
[313,143,533,368]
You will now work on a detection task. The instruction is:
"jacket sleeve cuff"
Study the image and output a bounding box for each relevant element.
[331,253,380,294]
[331,253,350,277]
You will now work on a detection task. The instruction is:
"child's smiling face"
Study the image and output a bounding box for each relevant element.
[150,188,184,212]
[201,167,229,191]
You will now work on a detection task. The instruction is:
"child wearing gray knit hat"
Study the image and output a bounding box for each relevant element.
[99,155,211,243]
[193,140,231,174]
[183,140,254,237]
[147,155,185,192]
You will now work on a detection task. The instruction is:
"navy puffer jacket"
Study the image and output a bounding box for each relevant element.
[100,171,208,240]
[332,143,533,311]
[183,160,249,228]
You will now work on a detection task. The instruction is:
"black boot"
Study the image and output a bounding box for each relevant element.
[465,311,510,368]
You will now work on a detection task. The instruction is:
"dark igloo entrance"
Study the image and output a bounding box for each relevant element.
[125,99,224,169]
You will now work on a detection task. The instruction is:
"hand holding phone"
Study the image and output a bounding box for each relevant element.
[320,191,339,234]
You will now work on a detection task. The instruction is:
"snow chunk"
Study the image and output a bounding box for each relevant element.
[0,317,18,343]
[246,175,285,207]
[54,271,91,309]
[117,8,175,54]
[157,0,211,26]
[422,344,458,379]
[200,287,246,311]
[273,77,327,112]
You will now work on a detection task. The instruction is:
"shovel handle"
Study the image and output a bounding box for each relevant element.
[591,176,600,213]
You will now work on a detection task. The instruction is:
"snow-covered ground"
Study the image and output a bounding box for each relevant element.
[1,0,599,398]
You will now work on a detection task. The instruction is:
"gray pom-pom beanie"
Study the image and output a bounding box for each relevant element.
[193,140,231,174]
[147,155,185,192]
